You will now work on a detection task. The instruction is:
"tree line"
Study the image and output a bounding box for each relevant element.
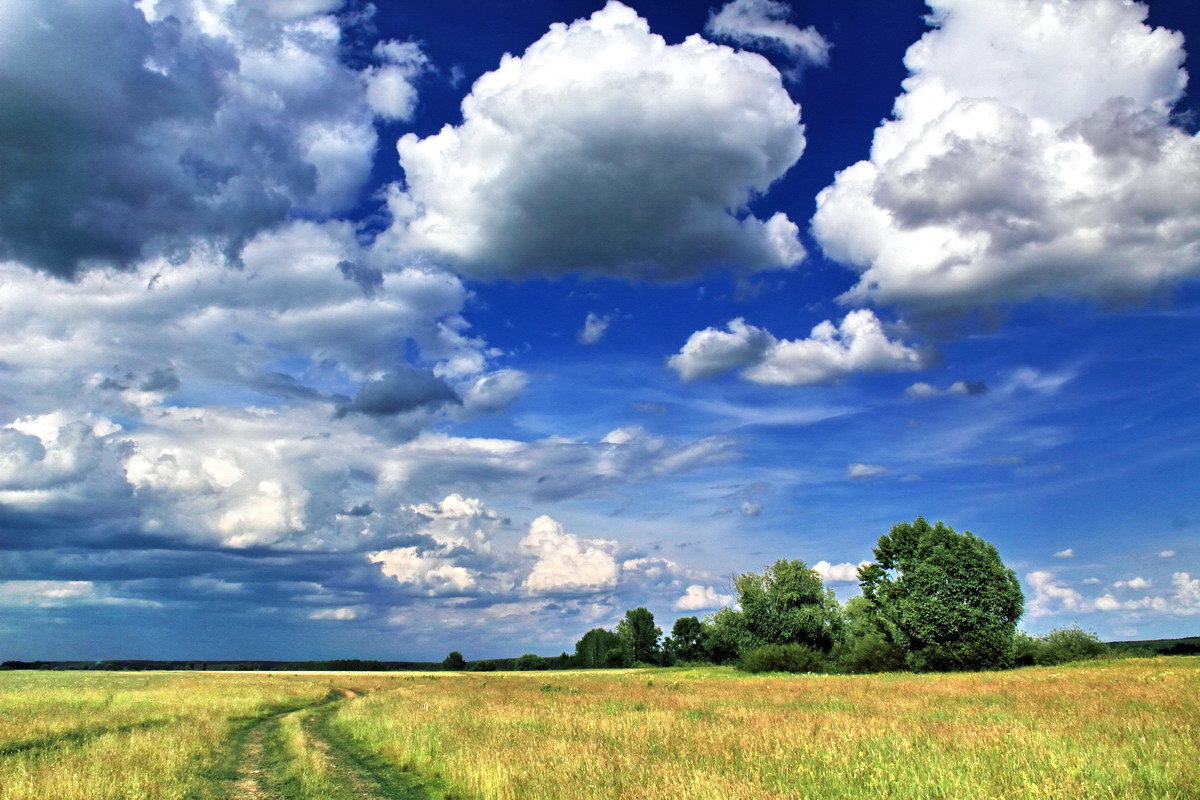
[446,516,1118,674]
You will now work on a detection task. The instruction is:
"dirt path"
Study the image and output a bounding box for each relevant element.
[220,688,437,800]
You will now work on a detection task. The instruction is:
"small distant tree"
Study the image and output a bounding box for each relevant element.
[442,651,466,670]
[514,653,549,671]
[665,616,707,663]
[616,607,662,665]
[574,627,622,669]
[860,516,1024,672]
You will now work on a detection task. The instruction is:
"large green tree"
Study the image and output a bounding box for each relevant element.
[574,627,621,669]
[731,559,843,653]
[664,616,706,663]
[859,516,1024,672]
[615,607,662,664]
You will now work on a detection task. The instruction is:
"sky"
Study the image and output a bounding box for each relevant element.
[0,0,1198,661]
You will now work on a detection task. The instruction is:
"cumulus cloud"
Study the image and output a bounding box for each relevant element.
[1028,570,1200,618]
[812,0,1200,316]
[1053,548,1075,559]
[906,380,986,399]
[1025,570,1087,617]
[1159,550,1177,558]
[521,516,620,595]
[363,40,430,121]
[706,0,830,69]
[0,0,420,277]
[387,1,807,281]
[812,560,867,584]
[1114,577,1151,590]
[669,310,927,385]
[578,313,612,345]
[674,584,735,611]
[846,463,887,480]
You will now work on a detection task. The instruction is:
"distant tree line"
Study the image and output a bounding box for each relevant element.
[436,516,1143,676]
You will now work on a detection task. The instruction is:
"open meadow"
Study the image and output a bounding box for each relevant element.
[0,657,1196,800]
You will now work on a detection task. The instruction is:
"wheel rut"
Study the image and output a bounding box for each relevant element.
[220,686,439,800]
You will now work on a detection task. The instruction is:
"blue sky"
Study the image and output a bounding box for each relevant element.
[0,0,1197,661]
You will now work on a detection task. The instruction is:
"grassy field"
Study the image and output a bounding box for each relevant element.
[0,657,1196,799]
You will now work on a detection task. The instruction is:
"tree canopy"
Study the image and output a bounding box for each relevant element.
[718,559,842,654]
[615,607,661,665]
[859,516,1024,671]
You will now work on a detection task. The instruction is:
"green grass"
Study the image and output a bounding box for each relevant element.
[0,658,1197,799]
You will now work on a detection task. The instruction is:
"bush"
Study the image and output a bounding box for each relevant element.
[835,630,905,674]
[1015,626,1108,666]
[514,653,549,671]
[738,643,825,674]
[1039,626,1108,665]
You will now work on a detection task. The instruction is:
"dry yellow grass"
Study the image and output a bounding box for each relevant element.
[331,657,1200,800]
[0,658,1195,799]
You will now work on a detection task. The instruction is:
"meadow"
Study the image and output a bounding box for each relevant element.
[0,657,1196,800]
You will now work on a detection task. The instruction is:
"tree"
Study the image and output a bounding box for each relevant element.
[664,616,707,663]
[831,596,904,674]
[615,607,662,665]
[574,627,622,669]
[442,651,466,670]
[514,653,549,670]
[732,559,843,653]
[860,516,1024,672]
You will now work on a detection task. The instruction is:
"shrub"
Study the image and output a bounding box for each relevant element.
[1015,626,1108,666]
[835,630,905,674]
[514,653,549,671]
[738,643,825,674]
[1038,626,1108,665]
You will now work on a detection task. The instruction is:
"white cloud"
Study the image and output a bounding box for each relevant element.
[1160,550,1177,558]
[1114,577,1151,590]
[578,313,612,345]
[363,40,430,121]
[1174,572,1200,613]
[1025,570,1086,617]
[0,0,420,277]
[812,560,866,584]
[1053,548,1075,559]
[706,0,830,68]
[674,584,735,611]
[1082,577,1102,585]
[370,547,478,595]
[906,380,986,399]
[739,501,763,517]
[387,1,806,281]
[669,310,927,385]
[308,607,359,620]
[812,0,1200,316]
[1028,570,1200,618]
[846,463,887,480]
[521,516,620,595]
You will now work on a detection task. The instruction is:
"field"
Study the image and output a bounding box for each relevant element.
[0,657,1196,800]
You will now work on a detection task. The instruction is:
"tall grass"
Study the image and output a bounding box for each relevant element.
[0,671,345,800]
[0,659,1195,799]
[331,657,1200,800]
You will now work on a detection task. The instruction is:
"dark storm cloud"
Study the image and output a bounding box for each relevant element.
[335,367,461,418]
[0,0,381,278]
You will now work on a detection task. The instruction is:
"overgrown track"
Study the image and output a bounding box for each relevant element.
[200,687,440,800]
